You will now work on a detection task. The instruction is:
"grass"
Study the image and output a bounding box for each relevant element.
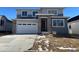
[30,34,79,52]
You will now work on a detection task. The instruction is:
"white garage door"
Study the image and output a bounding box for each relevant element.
[16,23,38,34]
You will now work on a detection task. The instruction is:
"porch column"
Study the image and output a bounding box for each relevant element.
[47,16,52,33]
[38,17,41,34]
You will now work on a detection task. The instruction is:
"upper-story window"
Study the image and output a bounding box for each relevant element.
[22,11,27,16]
[33,11,38,16]
[48,9,58,15]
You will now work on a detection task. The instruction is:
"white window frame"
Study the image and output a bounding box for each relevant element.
[21,11,28,17]
[52,19,65,27]
[47,9,58,15]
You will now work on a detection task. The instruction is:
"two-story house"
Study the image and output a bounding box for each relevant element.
[13,7,69,35]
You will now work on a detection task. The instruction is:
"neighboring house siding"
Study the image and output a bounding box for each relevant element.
[0,16,6,31]
[0,16,12,32]
[68,15,79,34]
[68,21,79,34]
[6,21,12,32]
[71,22,79,34]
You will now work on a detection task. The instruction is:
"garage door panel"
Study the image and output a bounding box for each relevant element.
[16,23,38,34]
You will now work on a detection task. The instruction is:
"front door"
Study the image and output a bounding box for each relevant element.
[41,18,47,32]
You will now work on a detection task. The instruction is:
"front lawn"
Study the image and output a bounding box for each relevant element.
[30,34,79,52]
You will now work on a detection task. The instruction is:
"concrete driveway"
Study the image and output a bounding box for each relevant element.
[0,34,37,52]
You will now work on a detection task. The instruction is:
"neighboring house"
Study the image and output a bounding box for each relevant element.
[0,15,12,33]
[13,7,69,35]
[68,15,79,34]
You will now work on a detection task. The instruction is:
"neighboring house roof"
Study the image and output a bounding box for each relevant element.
[0,16,3,19]
[0,15,12,23]
[68,15,79,22]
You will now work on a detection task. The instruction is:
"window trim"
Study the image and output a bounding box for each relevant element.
[32,11,38,17]
[52,19,65,27]
[48,9,58,15]
[21,11,27,17]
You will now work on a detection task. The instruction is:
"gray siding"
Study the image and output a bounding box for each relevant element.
[0,16,6,31]
[16,8,69,35]
[17,14,37,19]
[40,8,63,16]
[16,9,39,19]
[16,8,63,19]
[6,20,12,32]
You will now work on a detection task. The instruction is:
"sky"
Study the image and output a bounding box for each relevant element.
[0,7,79,20]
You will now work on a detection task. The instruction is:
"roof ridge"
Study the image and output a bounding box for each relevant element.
[68,15,79,22]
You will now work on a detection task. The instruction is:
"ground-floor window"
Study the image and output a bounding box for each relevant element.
[52,19,64,27]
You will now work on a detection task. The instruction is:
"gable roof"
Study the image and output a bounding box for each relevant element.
[0,15,12,22]
[68,15,79,22]
[0,16,3,19]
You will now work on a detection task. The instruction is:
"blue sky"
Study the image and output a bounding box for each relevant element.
[0,7,79,20]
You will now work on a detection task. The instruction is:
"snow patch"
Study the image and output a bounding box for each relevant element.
[57,47,77,50]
